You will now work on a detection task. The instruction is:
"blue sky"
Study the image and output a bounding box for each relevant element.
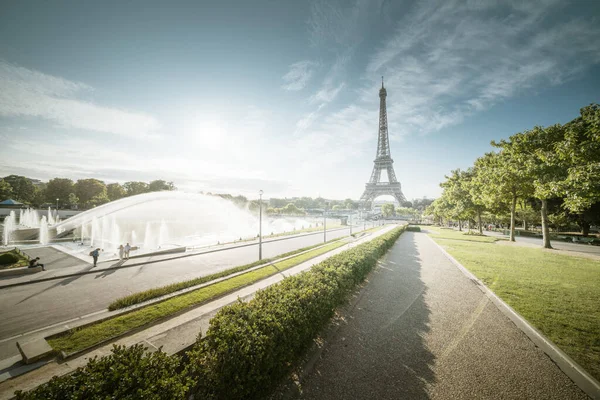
[1,0,599,201]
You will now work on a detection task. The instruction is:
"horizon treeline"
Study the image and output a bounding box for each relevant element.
[0,176,176,210]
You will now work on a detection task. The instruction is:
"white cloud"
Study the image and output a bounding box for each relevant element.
[281,60,318,91]
[360,0,600,136]
[0,61,161,138]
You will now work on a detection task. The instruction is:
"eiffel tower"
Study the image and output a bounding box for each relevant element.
[359,78,406,207]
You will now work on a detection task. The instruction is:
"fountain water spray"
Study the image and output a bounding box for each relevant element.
[2,211,16,246]
[39,216,49,245]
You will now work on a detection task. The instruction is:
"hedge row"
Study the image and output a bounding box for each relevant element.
[15,226,405,400]
[15,344,190,400]
[186,225,406,399]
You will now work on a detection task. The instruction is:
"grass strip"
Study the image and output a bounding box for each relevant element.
[48,241,348,355]
[109,237,345,311]
[426,228,600,381]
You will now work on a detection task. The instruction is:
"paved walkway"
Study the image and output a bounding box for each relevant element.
[20,247,85,271]
[290,231,587,399]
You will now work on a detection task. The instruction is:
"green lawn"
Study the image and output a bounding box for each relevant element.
[422,225,501,243]
[426,228,600,381]
[48,240,348,355]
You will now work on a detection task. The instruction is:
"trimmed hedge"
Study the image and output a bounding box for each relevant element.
[0,252,19,266]
[185,225,406,399]
[406,225,421,232]
[14,345,190,400]
[15,226,405,400]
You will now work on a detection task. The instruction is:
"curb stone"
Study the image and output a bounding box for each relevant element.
[425,233,600,400]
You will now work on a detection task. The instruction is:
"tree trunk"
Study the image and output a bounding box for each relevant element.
[541,199,552,249]
[524,220,528,231]
[581,222,590,237]
[477,210,482,234]
[510,195,517,242]
[458,220,462,231]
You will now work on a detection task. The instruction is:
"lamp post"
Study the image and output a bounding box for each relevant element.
[56,198,59,218]
[258,190,263,260]
[323,202,329,243]
[349,215,352,235]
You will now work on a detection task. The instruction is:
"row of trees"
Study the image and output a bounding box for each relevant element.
[426,104,600,248]
[0,176,176,209]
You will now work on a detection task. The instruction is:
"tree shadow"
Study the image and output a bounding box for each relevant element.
[15,264,97,304]
[286,232,436,399]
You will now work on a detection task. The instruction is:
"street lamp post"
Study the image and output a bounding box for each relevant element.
[323,202,329,243]
[349,215,352,235]
[56,198,59,218]
[259,190,263,261]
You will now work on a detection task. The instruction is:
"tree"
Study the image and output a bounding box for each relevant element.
[472,151,533,241]
[332,204,342,211]
[381,203,395,217]
[45,178,74,205]
[86,193,110,208]
[2,175,36,203]
[75,179,107,208]
[123,181,149,196]
[282,203,305,215]
[148,180,176,192]
[107,183,127,201]
[551,104,600,235]
[0,179,12,200]
[505,124,567,248]
[68,193,79,208]
[31,186,46,207]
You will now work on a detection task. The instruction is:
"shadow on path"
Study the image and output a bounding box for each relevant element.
[289,232,435,399]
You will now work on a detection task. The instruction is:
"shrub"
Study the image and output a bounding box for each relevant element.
[406,226,421,232]
[186,226,406,399]
[0,252,19,266]
[14,345,190,400]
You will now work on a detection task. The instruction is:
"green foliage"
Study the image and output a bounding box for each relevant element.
[0,252,19,266]
[106,182,127,201]
[67,192,79,207]
[123,181,149,196]
[406,226,421,232]
[45,178,74,205]
[381,203,395,217]
[0,178,13,200]
[31,186,46,207]
[149,180,176,192]
[14,344,190,400]
[2,175,36,203]
[75,179,107,207]
[554,104,600,212]
[186,226,406,399]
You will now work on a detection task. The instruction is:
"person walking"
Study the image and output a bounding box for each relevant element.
[28,257,45,271]
[124,243,131,259]
[118,244,124,260]
[90,248,100,267]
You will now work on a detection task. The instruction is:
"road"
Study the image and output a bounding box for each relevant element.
[0,226,365,343]
[287,231,587,399]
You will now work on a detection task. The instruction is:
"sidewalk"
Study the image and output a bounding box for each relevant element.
[287,231,588,399]
[0,225,396,399]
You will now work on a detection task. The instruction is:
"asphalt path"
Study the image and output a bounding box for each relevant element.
[289,231,587,399]
[485,230,600,256]
[0,226,363,343]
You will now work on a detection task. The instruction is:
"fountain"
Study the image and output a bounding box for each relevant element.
[2,211,16,246]
[47,207,55,225]
[39,216,49,245]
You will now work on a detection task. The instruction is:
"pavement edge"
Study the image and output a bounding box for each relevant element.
[425,233,600,400]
